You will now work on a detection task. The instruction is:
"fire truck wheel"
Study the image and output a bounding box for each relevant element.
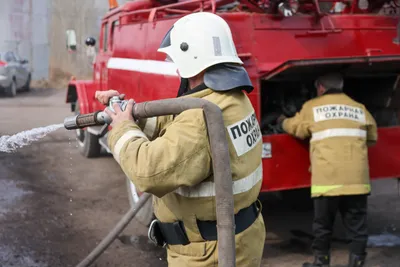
[126,177,155,227]
[75,100,101,158]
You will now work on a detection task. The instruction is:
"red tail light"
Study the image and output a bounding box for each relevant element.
[0,61,6,66]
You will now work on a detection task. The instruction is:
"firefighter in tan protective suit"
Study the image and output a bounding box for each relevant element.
[277,73,378,267]
[95,12,266,267]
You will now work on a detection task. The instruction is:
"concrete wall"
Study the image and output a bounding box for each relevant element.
[0,0,51,80]
[49,0,129,80]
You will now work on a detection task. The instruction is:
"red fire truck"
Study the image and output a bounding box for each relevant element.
[66,0,400,225]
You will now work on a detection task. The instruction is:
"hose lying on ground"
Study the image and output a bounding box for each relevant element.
[76,193,152,267]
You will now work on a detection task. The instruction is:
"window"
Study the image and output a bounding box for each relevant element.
[110,19,120,50]
[103,22,108,52]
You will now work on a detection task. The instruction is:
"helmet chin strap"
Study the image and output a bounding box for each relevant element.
[177,78,189,97]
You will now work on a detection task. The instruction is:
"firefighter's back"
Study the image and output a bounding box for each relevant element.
[305,91,377,197]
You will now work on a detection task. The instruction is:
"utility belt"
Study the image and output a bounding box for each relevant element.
[148,201,260,247]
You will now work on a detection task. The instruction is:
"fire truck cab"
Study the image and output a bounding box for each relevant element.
[66,0,400,225]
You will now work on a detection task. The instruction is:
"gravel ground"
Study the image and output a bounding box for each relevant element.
[0,88,399,267]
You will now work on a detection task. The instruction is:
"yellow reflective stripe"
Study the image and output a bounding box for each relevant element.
[311,185,342,194]
[174,163,263,198]
[113,130,148,164]
[311,184,371,194]
[311,128,367,142]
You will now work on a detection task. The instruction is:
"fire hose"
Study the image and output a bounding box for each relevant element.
[75,193,151,267]
[64,97,236,267]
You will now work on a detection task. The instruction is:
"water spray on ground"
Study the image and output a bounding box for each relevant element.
[0,124,64,153]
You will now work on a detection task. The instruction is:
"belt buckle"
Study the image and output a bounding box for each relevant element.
[148,219,166,248]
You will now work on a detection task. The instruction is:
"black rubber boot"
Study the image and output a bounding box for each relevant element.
[348,253,366,267]
[302,254,330,267]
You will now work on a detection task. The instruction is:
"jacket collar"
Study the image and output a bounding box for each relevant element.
[177,83,214,99]
[322,89,343,95]
[178,81,248,99]
[181,83,208,97]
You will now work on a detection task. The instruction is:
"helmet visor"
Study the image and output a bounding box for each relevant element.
[159,26,173,49]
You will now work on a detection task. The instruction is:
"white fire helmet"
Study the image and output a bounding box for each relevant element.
[157,12,243,78]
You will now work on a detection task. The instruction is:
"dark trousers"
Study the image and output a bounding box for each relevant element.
[312,194,368,256]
